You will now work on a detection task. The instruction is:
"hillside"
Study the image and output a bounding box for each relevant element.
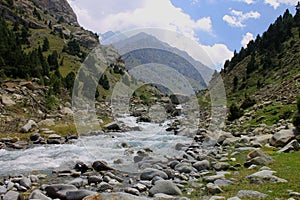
[102,32,214,91]
[221,8,300,128]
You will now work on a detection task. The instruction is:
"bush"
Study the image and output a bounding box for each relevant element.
[228,103,244,121]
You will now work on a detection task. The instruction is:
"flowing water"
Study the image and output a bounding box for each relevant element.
[0,116,192,175]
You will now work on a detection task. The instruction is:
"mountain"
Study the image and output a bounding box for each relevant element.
[220,8,300,126]
[101,32,214,92]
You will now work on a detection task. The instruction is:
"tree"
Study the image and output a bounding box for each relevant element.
[42,37,50,51]
[65,40,80,56]
[65,71,76,90]
[233,76,238,92]
[246,54,257,74]
[48,51,59,70]
[99,74,109,90]
[228,103,244,121]
[293,94,300,129]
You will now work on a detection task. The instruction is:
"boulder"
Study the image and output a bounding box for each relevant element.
[97,182,113,192]
[237,190,268,199]
[45,184,78,199]
[104,122,121,131]
[124,187,140,196]
[212,162,230,171]
[68,178,85,188]
[83,192,150,200]
[1,95,16,106]
[2,191,20,200]
[92,160,114,171]
[206,183,223,195]
[66,190,96,200]
[20,177,32,189]
[278,139,300,153]
[29,190,51,200]
[244,149,274,167]
[61,107,73,115]
[38,119,55,127]
[21,120,38,133]
[269,129,295,147]
[0,186,7,195]
[88,176,103,185]
[140,168,168,180]
[246,170,288,183]
[149,180,182,196]
[174,163,195,173]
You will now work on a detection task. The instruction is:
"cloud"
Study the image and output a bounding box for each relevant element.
[264,0,298,9]
[236,0,255,4]
[241,32,254,47]
[223,9,261,27]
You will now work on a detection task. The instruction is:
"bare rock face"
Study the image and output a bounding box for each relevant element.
[32,0,79,26]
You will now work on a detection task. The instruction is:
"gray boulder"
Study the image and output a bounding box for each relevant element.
[149,180,182,196]
[244,149,274,167]
[193,160,210,171]
[237,190,268,199]
[1,95,16,106]
[174,163,195,173]
[45,184,78,199]
[97,182,113,192]
[269,129,295,147]
[104,122,121,131]
[21,120,38,133]
[212,162,230,171]
[3,191,20,200]
[20,177,32,189]
[29,190,51,200]
[92,160,114,171]
[66,190,96,200]
[140,168,168,180]
[206,183,223,195]
[278,139,300,153]
[0,186,7,195]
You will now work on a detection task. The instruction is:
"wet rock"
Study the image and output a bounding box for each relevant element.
[237,190,268,199]
[83,192,149,200]
[74,161,90,173]
[140,168,168,180]
[2,191,20,200]
[47,134,63,144]
[278,139,300,153]
[29,190,51,200]
[68,178,85,188]
[269,129,295,147]
[193,160,210,171]
[45,184,78,199]
[168,160,180,169]
[149,180,182,196]
[66,190,96,200]
[30,133,41,141]
[124,187,140,196]
[92,160,114,171]
[88,176,103,185]
[97,182,113,192]
[20,177,31,189]
[133,183,148,192]
[21,120,38,133]
[104,122,121,131]
[137,115,151,123]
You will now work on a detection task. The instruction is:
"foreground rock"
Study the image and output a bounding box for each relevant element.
[237,190,268,199]
[269,129,295,147]
[149,180,182,196]
[83,192,150,200]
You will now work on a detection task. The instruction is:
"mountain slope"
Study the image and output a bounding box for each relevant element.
[102,32,214,91]
[221,8,300,126]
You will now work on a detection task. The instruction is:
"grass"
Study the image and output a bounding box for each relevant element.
[186,149,300,200]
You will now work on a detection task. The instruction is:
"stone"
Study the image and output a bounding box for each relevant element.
[174,163,195,173]
[20,177,32,189]
[61,107,73,115]
[278,140,300,153]
[168,160,180,169]
[68,178,85,188]
[212,162,230,171]
[133,183,148,192]
[47,134,63,144]
[104,122,121,131]
[92,160,114,171]
[206,183,223,195]
[2,191,20,200]
[88,176,103,185]
[97,182,113,192]
[237,190,268,199]
[66,190,96,200]
[149,180,182,196]
[83,192,150,200]
[29,175,39,183]
[140,168,168,180]
[1,95,16,106]
[124,187,140,196]
[203,174,225,182]
[38,119,55,127]
[244,149,274,167]
[227,197,241,200]
[209,196,226,200]
[30,133,41,141]
[214,179,234,187]
[29,190,51,200]
[0,185,7,195]
[270,129,295,147]
[246,170,288,183]
[21,120,38,133]
[193,160,210,171]
[45,184,78,199]
[252,134,273,145]
[74,161,90,173]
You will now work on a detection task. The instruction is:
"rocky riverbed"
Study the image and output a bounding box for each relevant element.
[0,112,300,200]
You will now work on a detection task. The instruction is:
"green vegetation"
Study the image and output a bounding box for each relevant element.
[228,103,244,121]
[187,150,300,200]
[292,94,300,129]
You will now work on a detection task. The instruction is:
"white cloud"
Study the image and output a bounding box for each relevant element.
[264,0,298,9]
[236,0,255,4]
[241,32,254,47]
[223,9,261,27]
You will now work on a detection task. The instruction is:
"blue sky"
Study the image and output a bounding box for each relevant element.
[67,0,299,69]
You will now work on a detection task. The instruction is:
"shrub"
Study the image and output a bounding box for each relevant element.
[293,94,300,129]
[228,103,244,121]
